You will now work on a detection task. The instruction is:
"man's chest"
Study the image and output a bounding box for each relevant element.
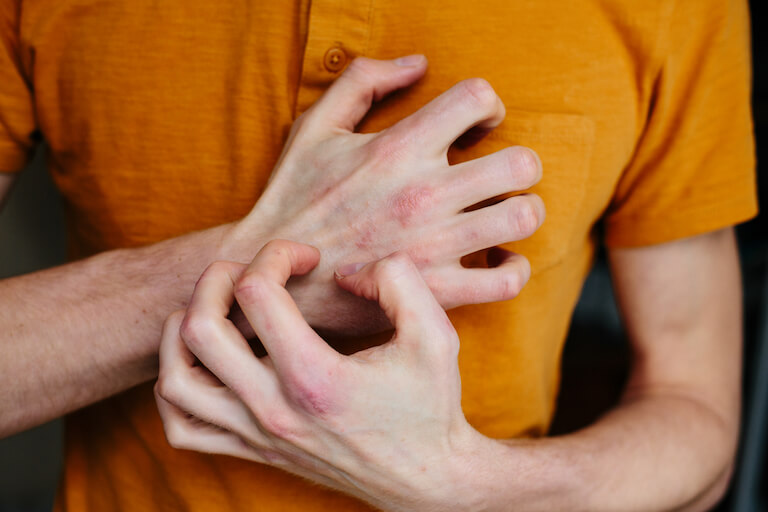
[17,0,659,260]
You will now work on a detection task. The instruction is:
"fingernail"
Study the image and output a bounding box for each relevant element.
[394,54,425,67]
[335,262,367,278]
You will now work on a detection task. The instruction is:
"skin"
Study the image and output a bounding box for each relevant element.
[1,53,741,509]
[155,230,742,511]
[0,56,543,437]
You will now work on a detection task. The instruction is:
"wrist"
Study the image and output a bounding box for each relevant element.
[434,426,499,511]
[218,219,271,264]
[380,424,494,512]
[438,432,587,512]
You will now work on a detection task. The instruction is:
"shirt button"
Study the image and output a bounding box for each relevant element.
[323,47,348,73]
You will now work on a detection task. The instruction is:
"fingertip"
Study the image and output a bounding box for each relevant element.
[165,309,187,330]
[333,260,375,301]
[334,261,369,279]
[529,193,546,228]
[301,243,322,269]
[312,56,428,132]
[268,239,321,276]
[372,56,428,101]
[393,54,428,68]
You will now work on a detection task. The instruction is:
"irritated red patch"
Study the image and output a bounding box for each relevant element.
[389,185,433,227]
[355,229,374,250]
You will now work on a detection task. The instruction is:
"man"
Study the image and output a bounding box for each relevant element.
[0,0,757,510]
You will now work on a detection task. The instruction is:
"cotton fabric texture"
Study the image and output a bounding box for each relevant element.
[0,0,757,510]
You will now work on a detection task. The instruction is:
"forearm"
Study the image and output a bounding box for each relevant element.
[442,392,736,512]
[0,222,250,437]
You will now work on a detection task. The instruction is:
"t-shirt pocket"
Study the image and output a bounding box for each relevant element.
[448,110,595,274]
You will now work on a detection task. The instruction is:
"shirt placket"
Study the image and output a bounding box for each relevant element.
[295,0,373,116]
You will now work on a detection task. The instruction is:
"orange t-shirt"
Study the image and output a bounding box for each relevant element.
[0,0,758,510]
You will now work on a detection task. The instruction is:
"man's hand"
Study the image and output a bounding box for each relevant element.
[227,56,544,335]
[155,228,745,512]
[155,240,481,512]
[0,55,543,437]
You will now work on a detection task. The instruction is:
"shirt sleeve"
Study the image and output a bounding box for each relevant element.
[0,0,37,174]
[603,0,758,248]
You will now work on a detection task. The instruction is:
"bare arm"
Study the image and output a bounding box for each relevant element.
[155,228,741,511]
[0,57,543,437]
[0,222,237,437]
[446,227,741,511]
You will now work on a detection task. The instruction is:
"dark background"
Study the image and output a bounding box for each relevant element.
[0,2,765,510]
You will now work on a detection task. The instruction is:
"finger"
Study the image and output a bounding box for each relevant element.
[379,77,505,157]
[334,252,452,345]
[157,312,273,445]
[179,261,276,403]
[426,250,531,309]
[441,146,542,211]
[305,55,428,134]
[159,310,197,369]
[234,240,339,376]
[187,260,247,320]
[155,389,269,463]
[435,193,545,257]
[156,390,344,481]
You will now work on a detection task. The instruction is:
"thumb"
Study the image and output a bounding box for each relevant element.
[335,252,454,347]
[306,55,428,133]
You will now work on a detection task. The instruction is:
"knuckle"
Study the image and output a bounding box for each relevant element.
[424,318,460,362]
[179,311,217,352]
[204,260,230,276]
[370,260,391,283]
[444,330,461,359]
[262,239,291,255]
[163,310,186,335]
[260,409,299,441]
[164,421,190,451]
[234,272,272,307]
[196,261,230,289]
[366,132,409,163]
[290,379,334,417]
[506,146,542,185]
[460,78,498,110]
[154,373,177,403]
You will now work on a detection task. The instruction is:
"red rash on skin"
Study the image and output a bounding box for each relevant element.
[348,217,378,253]
[294,387,335,416]
[356,229,374,250]
[388,186,434,227]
